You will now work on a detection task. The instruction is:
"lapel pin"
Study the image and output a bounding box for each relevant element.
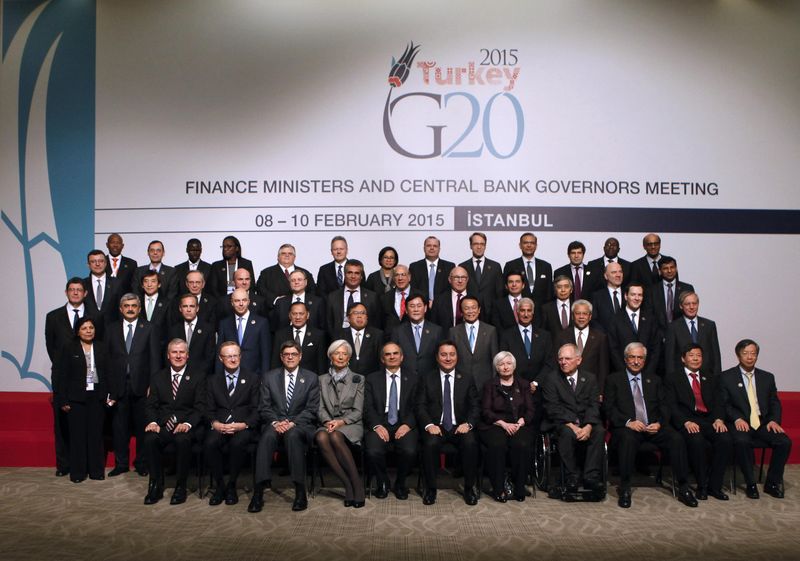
[646,378,651,383]
[365,333,371,338]
[308,342,314,346]
[197,329,202,334]
[299,378,305,384]
[185,375,191,381]
[585,271,591,276]
[241,379,246,384]
[580,377,585,382]
[250,320,256,325]
[456,374,462,379]
[738,383,743,388]
[701,376,707,381]
[539,274,546,278]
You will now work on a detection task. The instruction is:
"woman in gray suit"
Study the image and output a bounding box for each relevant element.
[316,339,366,507]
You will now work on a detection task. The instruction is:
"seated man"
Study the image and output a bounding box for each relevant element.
[604,342,697,509]
[541,343,605,497]
[665,343,732,501]
[249,341,319,512]
[143,339,206,505]
[720,339,792,499]
[205,342,259,506]
[415,341,480,506]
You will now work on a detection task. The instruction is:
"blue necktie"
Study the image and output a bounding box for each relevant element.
[237,316,244,344]
[337,264,343,287]
[630,312,638,334]
[690,320,698,343]
[414,324,421,353]
[469,325,476,352]
[286,373,295,406]
[442,374,453,431]
[428,263,436,301]
[388,374,398,425]
[125,323,133,353]
[523,327,531,357]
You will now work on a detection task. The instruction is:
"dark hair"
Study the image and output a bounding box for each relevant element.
[280,341,302,356]
[65,277,85,291]
[222,235,242,258]
[74,316,96,335]
[437,339,458,352]
[378,246,398,266]
[659,256,676,268]
[87,249,106,261]
[624,283,645,295]
[459,295,480,310]
[567,240,585,253]
[681,343,703,357]
[735,339,760,356]
[405,292,427,306]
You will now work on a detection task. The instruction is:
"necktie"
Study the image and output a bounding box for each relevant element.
[455,293,463,325]
[295,329,302,345]
[186,322,193,345]
[468,325,476,352]
[569,376,576,392]
[227,374,236,396]
[745,372,760,429]
[474,259,482,284]
[125,323,133,353]
[651,260,659,280]
[337,264,343,287]
[428,263,436,301]
[72,309,80,330]
[523,327,531,357]
[442,374,453,431]
[284,268,290,279]
[171,373,180,398]
[414,324,421,352]
[354,331,362,357]
[561,303,568,330]
[632,376,648,424]
[286,373,295,405]
[399,291,406,319]
[95,279,103,309]
[630,313,638,334]
[112,257,119,275]
[347,290,355,313]
[388,374,398,425]
[576,330,584,353]
[166,374,180,430]
[689,373,708,413]
[237,316,244,344]
[146,297,154,321]
[526,261,534,290]
[295,296,302,303]
[573,266,582,299]
[666,282,674,322]
[690,320,698,343]
[613,290,620,313]
[513,297,519,322]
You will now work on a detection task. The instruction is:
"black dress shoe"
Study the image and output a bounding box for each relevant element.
[71,477,86,483]
[464,488,478,506]
[746,484,760,499]
[55,469,69,477]
[763,482,784,499]
[136,467,149,477]
[617,489,632,508]
[224,484,239,505]
[565,476,580,493]
[394,486,409,500]
[170,486,187,505]
[422,489,437,505]
[677,489,698,508]
[351,500,365,508]
[209,487,225,506]
[247,491,264,513]
[89,474,105,481]
[344,499,354,507]
[708,489,729,501]
[292,487,308,512]
[108,466,129,477]
[374,482,389,499]
[492,492,507,503]
[144,482,163,505]
[696,487,708,500]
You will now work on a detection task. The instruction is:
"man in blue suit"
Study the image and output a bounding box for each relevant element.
[217,288,271,377]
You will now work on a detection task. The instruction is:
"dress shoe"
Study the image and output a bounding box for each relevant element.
[708,489,729,501]
[394,485,409,500]
[492,491,507,503]
[89,474,105,481]
[351,500,365,508]
[292,486,308,511]
[136,467,149,477]
[71,477,86,483]
[55,469,69,477]
[584,479,604,493]
[763,482,784,499]
[224,483,239,505]
[677,488,698,508]
[374,482,389,499]
[108,466,129,477]
[565,476,580,493]
[617,488,632,508]
[344,499,354,507]
[464,488,478,506]
[209,486,225,506]
[695,487,708,500]
[170,486,187,505]
[512,493,526,502]
[247,490,264,513]
[745,484,760,499]
[144,482,163,505]
[422,489,437,505]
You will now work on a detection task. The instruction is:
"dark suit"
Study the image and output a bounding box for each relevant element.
[719,366,792,487]
[586,256,631,287]
[499,326,554,384]
[415,370,480,491]
[390,321,443,376]
[665,369,732,493]
[503,257,553,308]
[144,367,206,487]
[271,292,326,332]
[460,256,504,310]
[603,369,689,490]
[325,286,381,336]
[207,257,255,298]
[255,264,316,309]
[449,322,498,393]
[541,368,605,483]
[216,313,271,377]
[255,367,320,485]
[629,254,671,288]
[607,308,662,377]
[105,254,137,294]
[107,318,162,471]
[431,289,478,328]
[553,263,598,302]
[204,367,260,486]
[167,320,216,376]
[589,286,625,333]
[316,260,350,297]
[83,275,122,328]
[364,368,418,489]
[540,300,572,337]
[380,288,411,334]
[365,269,393,294]
[337,326,384,375]
[409,258,455,302]
[271,325,328,374]
[554,327,610,394]
[216,290,268,321]
[139,294,171,356]
[173,260,212,293]
[664,316,721,377]
[647,279,694,329]
[168,293,217,329]
[490,295,521,332]
[132,264,179,303]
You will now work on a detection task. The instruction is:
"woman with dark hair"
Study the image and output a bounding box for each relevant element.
[208,235,256,297]
[53,317,111,482]
[365,246,398,294]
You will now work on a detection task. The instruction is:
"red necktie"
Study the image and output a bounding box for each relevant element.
[689,372,708,413]
[399,291,406,319]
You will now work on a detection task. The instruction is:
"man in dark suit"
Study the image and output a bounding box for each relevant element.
[390,292,443,376]
[167,294,216,376]
[249,341,320,512]
[589,262,625,333]
[499,297,554,386]
[553,241,599,302]
[272,301,328,374]
[449,296,498,392]
[542,343,605,494]
[628,233,671,288]
[205,342,260,506]
[664,291,721,377]
[554,300,610,395]
[216,268,268,321]
[430,266,474,328]
[380,264,412,333]
[173,238,211,294]
[208,236,256,299]
[665,343,732,501]
[131,240,179,302]
[503,232,553,308]
[105,233,137,293]
[138,270,170,355]
[143,339,206,505]
[107,293,163,477]
[647,256,694,329]
[604,342,697,509]
[364,342,418,500]
[491,271,528,331]
[719,339,792,499]
[175,270,217,327]
[336,302,383,375]
[45,278,97,477]
[460,232,504,311]
[83,249,121,332]
[586,237,631,285]
[409,236,455,306]
[256,243,316,309]
[540,275,573,336]
[607,283,662,377]
[416,341,480,505]
[325,259,380,336]
[270,269,325,331]
[316,235,350,297]
[217,288,271,377]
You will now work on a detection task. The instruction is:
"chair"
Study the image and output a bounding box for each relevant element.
[308,439,366,498]
[416,441,485,498]
[539,430,607,502]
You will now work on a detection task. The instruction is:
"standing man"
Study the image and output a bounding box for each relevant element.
[216,268,268,321]
[83,249,120,334]
[449,296,498,392]
[430,266,474,328]
[590,262,625,333]
[105,233,137,293]
[460,232,504,309]
[629,233,670,287]
[249,341,320,512]
[390,292,443,376]
[416,341,480,506]
[607,283,662,377]
[138,270,169,354]
[503,232,553,308]
[174,270,218,328]
[325,259,380,336]
[256,243,316,309]
[131,240,178,302]
[540,275,573,336]
[491,271,528,331]
[554,300,610,394]
[271,269,325,331]
[316,235,352,297]
[720,339,792,499]
[499,297,554,386]
[208,236,256,298]
[173,238,211,292]
[380,264,412,333]
[553,241,597,302]
[409,236,455,307]
[272,301,328,374]
[336,302,383,375]
[664,291,721,377]
[167,294,216,376]
[217,288,271,377]
[647,256,694,329]
[586,237,631,283]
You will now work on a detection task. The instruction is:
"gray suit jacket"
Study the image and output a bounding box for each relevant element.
[449,321,499,393]
[318,369,365,443]
[258,367,319,430]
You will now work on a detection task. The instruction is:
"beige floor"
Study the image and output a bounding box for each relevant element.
[0,466,798,561]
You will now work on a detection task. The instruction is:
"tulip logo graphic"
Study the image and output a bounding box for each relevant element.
[387,42,421,87]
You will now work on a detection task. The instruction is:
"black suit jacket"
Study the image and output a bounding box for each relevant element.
[586,256,631,287]
[415,369,480,428]
[665,369,724,428]
[105,254,137,294]
[430,289,480,328]
[541,368,602,430]
[207,257,255,298]
[174,260,212,291]
[207,366,260,428]
[604,369,670,430]
[629,254,672,287]
[588,286,625,333]
[449,322,498,392]
[316,260,358,297]
[256,264,316,309]
[107,319,162,398]
[45,305,100,362]
[390,321,443,376]
[719,366,782,426]
[145,367,206,428]
[499,325,554,383]
[553,263,599,301]
[168,293,218,328]
[271,325,328,374]
[325,287,381,336]
[490,296,521,331]
[132,264,179,303]
[380,288,412,334]
[606,308,662,376]
[216,290,268,321]
[271,292,326,332]
[364,368,418,429]
[338,326,384,375]
[647,279,694,330]
[138,294,171,354]
[83,275,123,326]
[503,257,553,308]
[554,327,610,393]
[53,339,111,407]
[460,257,504,310]
[664,316,721,377]
[167,320,216,376]
[216,313,271,376]
[365,269,394,295]
[540,300,572,337]
[409,258,455,302]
